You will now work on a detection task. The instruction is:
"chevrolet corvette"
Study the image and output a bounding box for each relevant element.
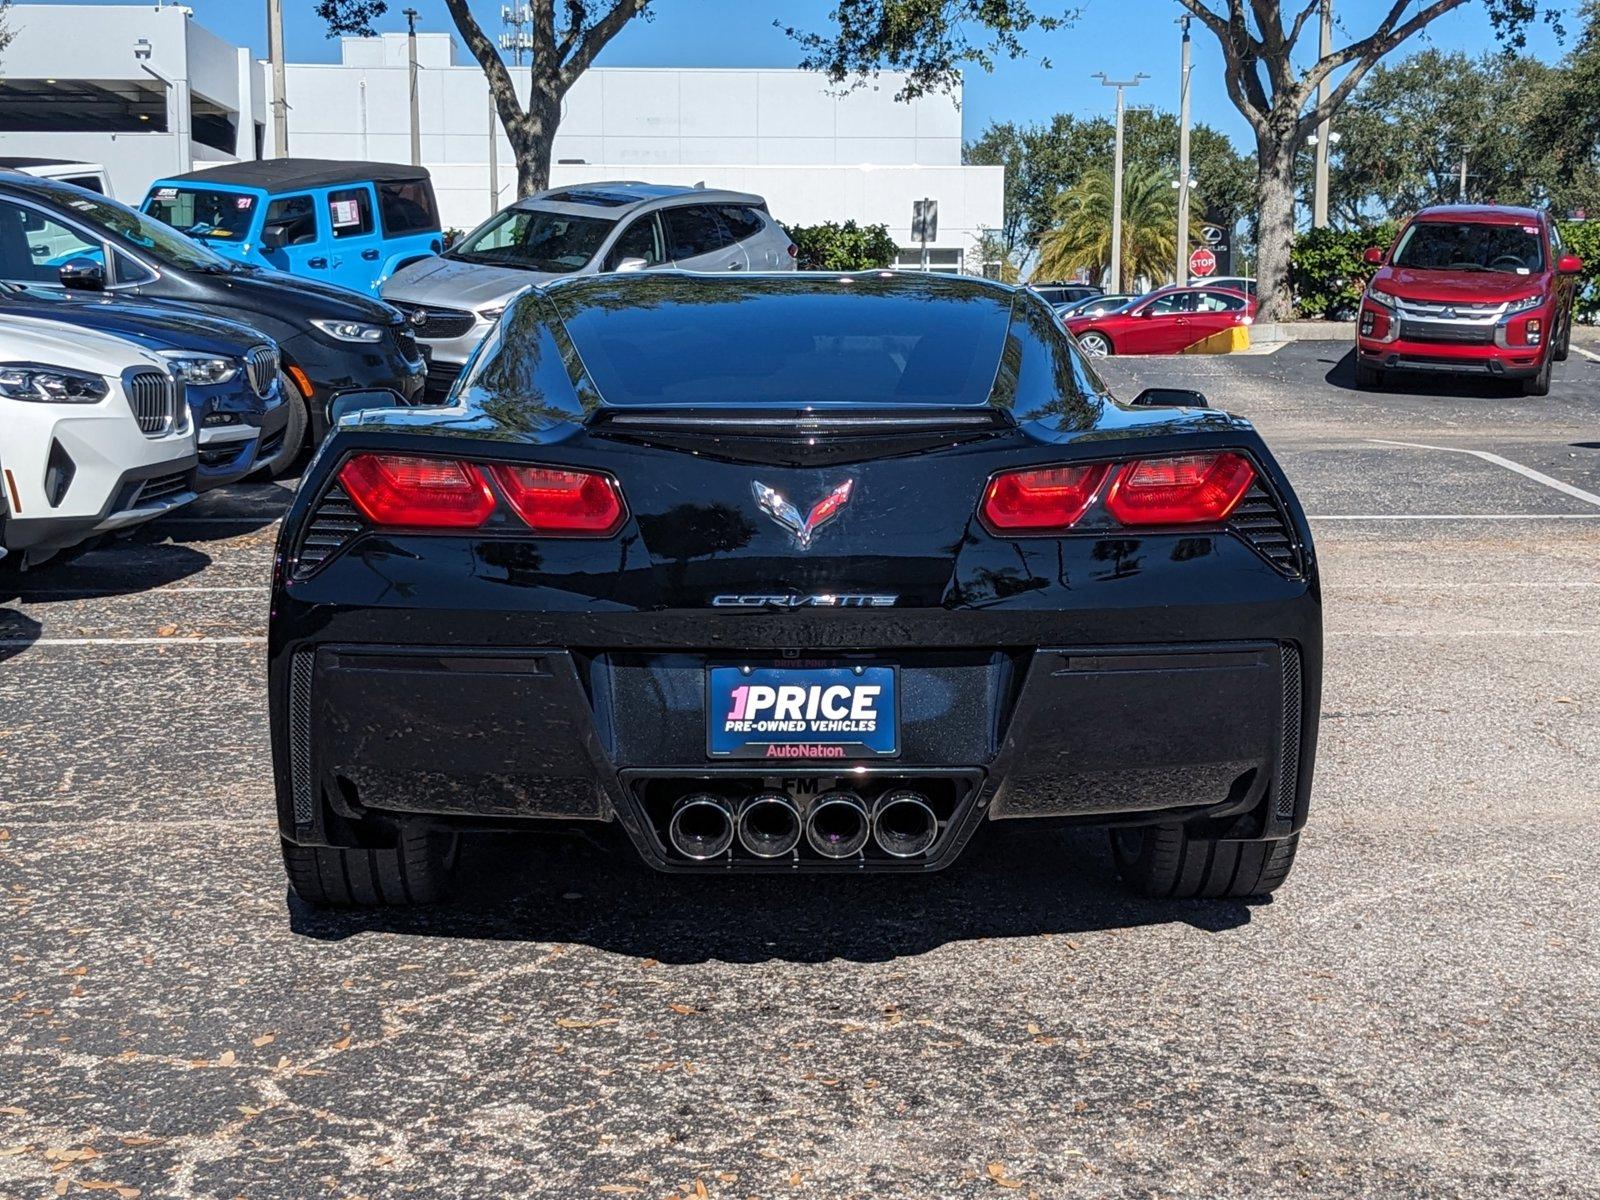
[269,272,1320,906]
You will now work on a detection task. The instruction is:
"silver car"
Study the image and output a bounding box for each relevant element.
[381,182,796,390]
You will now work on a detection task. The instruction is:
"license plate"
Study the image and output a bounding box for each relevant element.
[707,666,898,760]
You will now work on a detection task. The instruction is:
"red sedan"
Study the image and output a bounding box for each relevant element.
[1061,285,1256,357]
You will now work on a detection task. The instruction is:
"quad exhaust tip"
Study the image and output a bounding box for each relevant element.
[805,790,871,859]
[871,790,939,858]
[738,791,802,858]
[667,793,734,860]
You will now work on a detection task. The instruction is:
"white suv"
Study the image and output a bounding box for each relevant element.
[0,316,198,569]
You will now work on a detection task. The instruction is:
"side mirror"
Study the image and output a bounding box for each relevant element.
[1559,253,1584,274]
[1130,387,1210,409]
[58,259,106,291]
[613,257,649,274]
[259,225,285,253]
[327,387,407,425]
[1362,246,1385,266]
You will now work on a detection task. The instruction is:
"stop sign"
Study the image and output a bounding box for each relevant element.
[1189,247,1217,278]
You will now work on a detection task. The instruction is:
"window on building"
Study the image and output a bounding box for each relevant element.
[327,187,374,239]
[894,248,963,274]
[377,180,439,236]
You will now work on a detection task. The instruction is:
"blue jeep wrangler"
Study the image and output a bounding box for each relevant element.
[141,159,442,296]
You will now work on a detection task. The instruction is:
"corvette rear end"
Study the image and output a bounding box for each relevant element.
[268,272,1320,905]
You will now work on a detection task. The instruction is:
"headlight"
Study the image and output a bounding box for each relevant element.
[0,362,110,403]
[1365,286,1397,308]
[1505,293,1546,314]
[158,351,239,385]
[310,318,385,343]
[478,306,505,322]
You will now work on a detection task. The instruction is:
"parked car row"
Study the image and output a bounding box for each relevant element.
[0,165,427,571]
[1056,284,1257,357]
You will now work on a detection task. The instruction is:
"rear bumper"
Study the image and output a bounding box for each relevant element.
[271,615,1320,873]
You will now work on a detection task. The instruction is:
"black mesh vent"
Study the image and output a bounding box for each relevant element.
[289,650,316,825]
[291,483,366,579]
[1276,645,1303,821]
[1229,481,1304,575]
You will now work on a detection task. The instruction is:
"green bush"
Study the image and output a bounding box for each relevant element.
[1557,220,1600,323]
[781,220,899,271]
[1289,223,1398,319]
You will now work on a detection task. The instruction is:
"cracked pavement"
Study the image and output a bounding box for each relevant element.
[2,343,1598,1198]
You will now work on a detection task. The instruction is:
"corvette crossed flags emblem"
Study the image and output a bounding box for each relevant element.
[751,480,854,550]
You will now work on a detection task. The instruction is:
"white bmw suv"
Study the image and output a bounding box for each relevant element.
[0,316,198,569]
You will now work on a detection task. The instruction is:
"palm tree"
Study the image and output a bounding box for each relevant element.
[1033,164,1204,287]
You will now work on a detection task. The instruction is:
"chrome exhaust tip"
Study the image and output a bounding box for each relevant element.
[667,793,734,860]
[871,790,939,858]
[738,791,802,859]
[804,790,871,859]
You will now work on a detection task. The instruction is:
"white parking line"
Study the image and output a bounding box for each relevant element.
[1369,439,1600,508]
[0,636,266,648]
[1572,345,1600,364]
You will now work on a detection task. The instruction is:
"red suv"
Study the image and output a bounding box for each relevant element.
[1356,205,1582,395]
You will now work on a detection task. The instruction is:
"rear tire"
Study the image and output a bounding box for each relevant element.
[281,828,458,907]
[1109,824,1299,899]
[1353,358,1384,390]
[259,370,309,480]
[1522,351,1553,397]
[1077,331,1113,358]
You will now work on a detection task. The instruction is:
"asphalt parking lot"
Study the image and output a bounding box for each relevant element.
[2,340,1598,1198]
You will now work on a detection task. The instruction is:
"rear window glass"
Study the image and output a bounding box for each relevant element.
[1393,221,1545,274]
[449,207,615,272]
[144,186,256,240]
[378,179,439,235]
[555,278,1014,407]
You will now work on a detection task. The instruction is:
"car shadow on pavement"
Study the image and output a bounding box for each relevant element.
[0,541,213,606]
[0,605,42,663]
[1322,348,1526,398]
[288,823,1262,962]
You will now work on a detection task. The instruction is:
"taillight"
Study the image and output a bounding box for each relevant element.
[981,463,1110,531]
[1102,452,1255,525]
[981,452,1257,533]
[489,465,627,535]
[338,453,496,528]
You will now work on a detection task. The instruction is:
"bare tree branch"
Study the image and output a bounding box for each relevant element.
[442,0,527,132]
[559,0,649,92]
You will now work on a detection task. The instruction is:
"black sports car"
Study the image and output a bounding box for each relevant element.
[269,272,1320,906]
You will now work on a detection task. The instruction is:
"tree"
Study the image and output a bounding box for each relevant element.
[795,1,1555,322]
[782,220,899,270]
[1034,164,1205,285]
[0,1,13,63]
[318,0,652,195]
[967,111,1252,265]
[1529,1,1600,215]
[1302,48,1557,224]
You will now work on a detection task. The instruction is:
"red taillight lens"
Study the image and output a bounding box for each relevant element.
[981,463,1111,531]
[1102,452,1256,525]
[489,465,627,535]
[338,453,496,528]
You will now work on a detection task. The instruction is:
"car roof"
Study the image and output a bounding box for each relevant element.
[155,158,431,192]
[512,181,763,215]
[1413,204,1546,226]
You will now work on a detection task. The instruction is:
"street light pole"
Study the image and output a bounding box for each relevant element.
[1094,72,1147,293]
[1176,16,1193,286]
[267,0,289,156]
[404,8,422,167]
[1312,0,1332,228]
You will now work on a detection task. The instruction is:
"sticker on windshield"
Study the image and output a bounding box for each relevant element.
[155,187,177,199]
[235,196,254,209]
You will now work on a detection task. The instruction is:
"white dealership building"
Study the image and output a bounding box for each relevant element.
[0,5,1002,272]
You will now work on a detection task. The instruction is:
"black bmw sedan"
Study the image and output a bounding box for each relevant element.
[269,272,1320,905]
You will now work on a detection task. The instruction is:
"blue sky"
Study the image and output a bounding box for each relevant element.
[24,0,1575,146]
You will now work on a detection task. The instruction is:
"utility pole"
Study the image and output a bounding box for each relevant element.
[1312,0,1332,228]
[267,0,288,156]
[404,8,422,167]
[1176,16,1193,286]
[488,88,499,217]
[1094,72,1147,293]
[1459,152,1468,203]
